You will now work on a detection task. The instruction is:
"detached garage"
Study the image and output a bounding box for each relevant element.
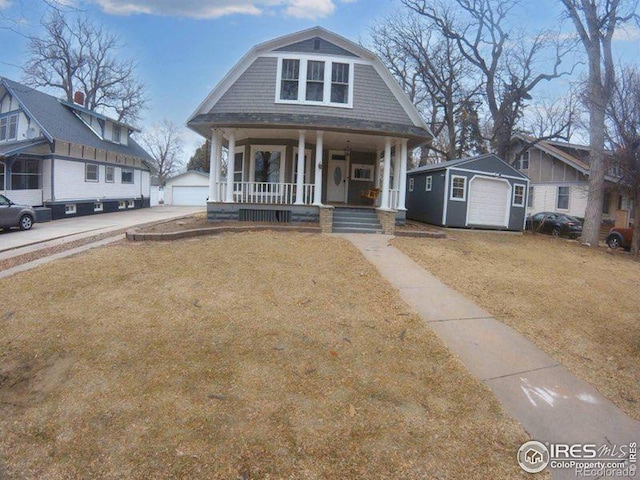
[164,171,210,206]
[406,154,529,231]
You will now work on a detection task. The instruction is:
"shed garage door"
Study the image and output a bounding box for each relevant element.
[172,186,209,206]
[467,177,510,227]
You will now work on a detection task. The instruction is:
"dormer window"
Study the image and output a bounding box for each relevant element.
[276,56,353,108]
[112,124,122,143]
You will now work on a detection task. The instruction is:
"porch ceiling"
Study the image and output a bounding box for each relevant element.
[216,128,405,153]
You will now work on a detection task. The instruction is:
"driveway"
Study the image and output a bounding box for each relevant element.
[0,206,204,254]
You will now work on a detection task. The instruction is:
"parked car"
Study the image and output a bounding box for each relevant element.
[526,212,583,238]
[605,226,634,250]
[0,194,36,231]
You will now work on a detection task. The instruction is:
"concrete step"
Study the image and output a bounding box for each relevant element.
[333,217,381,225]
[332,226,383,234]
[333,222,382,229]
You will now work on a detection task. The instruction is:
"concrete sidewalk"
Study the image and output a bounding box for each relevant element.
[0,206,204,260]
[345,234,639,480]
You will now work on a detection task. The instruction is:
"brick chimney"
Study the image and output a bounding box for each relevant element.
[73,91,85,106]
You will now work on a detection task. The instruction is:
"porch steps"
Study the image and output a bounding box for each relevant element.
[332,208,382,234]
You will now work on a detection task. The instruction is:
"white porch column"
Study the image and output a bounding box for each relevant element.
[295,130,306,205]
[375,150,381,189]
[393,141,401,191]
[208,129,219,202]
[215,130,223,201]
[225,130,235,203]
[398,139,408,211]
[313,131,324,206]
[380,138,392,210]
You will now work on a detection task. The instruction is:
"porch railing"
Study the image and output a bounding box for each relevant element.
[216,182,315,205]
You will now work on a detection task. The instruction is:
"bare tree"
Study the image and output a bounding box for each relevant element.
[560,0,637,247]
[607,65,640,255]
[401,0,574,161]
[23,10,146,123]
[142,119,184,187]
[370,13,484,162]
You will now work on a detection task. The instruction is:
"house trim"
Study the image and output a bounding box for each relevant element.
[512,183,526,207]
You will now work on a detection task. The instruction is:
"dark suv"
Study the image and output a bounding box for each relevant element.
[0,194,36,231]
[605,226,634,250]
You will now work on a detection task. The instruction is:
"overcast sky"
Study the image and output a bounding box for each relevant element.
[1,0,638,163]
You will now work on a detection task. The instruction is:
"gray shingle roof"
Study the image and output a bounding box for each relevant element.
[1,77,152,164]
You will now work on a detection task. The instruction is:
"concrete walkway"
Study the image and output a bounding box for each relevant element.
[0,206,204,260]
[345,234,639,480]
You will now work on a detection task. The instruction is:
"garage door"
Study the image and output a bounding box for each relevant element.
[172,186,209,206]
[467,177,510,227]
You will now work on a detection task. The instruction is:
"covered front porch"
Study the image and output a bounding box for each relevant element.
[205,127,410,230]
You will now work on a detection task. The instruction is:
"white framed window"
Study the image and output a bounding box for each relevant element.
[450,175,467,201]
[118,201,126,209]
[233,151,244,191]
[276,56,354,108]
[0,113,18,142]
[557,186,570,210]
[65,204,76,215]
[513,184,526,207]
[127,199,135,208]
[409,177,415,192]
[291,148,312,184]
[350,163,374,182]
[85,163,99,182]
[250,145,286,183]
[94,202,103,212]
[519,150,530,170]
[105,165,115,183]
[425,175,433,191]
[121,168,134,184]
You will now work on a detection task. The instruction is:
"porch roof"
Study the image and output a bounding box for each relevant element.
[0,138,49,160]
[188,112,432,149]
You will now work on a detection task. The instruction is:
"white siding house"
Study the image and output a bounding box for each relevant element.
[0,77,153,220]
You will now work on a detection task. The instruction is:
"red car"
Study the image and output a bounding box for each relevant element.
[605,226,634,250]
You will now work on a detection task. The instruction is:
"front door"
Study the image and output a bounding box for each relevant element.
[327,155,347,203]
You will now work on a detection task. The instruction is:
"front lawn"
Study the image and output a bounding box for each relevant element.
[0,232,533,479]
[393,231,640,420]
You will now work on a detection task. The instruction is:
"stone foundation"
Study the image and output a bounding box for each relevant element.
[376,208,396,235]
[319,205,334,233]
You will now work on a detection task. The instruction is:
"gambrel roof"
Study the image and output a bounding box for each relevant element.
[187,27,432,146]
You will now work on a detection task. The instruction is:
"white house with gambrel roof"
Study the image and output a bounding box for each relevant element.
[0,78,153,220]
[187,27,433,233]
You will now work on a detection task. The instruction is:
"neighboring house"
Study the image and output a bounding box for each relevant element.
[187,26,432,232]
[164,170,210,206]
[406,154,529,231]
[0,78,153,220]
[511,136,634,225]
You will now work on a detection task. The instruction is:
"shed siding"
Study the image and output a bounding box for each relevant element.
[406,170,446,225]
[210,57,413,126]
[275,37,358,57]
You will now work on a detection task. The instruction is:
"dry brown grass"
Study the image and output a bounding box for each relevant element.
[0,232,533,479]
[393,231,640,420]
